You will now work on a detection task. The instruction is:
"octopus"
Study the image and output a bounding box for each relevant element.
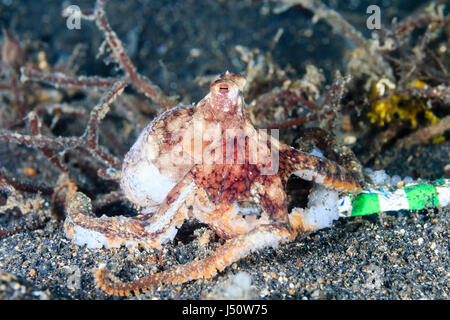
[63,71,362,296]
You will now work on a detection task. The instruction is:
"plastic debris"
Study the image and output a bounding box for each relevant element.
[339,179,449,217]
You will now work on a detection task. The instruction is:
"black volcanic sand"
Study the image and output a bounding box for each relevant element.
[0,204,448,300]
[0,0,449,300]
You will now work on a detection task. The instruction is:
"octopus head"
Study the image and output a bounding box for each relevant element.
[210,72,246,115]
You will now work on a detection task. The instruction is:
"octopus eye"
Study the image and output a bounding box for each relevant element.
[219,84,229,93]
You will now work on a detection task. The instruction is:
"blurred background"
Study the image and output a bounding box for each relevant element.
[1,0,443,101]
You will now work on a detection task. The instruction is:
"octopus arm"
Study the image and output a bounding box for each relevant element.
[94,224,291,296]
[279,145,361,193]
[64,168,195,249]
